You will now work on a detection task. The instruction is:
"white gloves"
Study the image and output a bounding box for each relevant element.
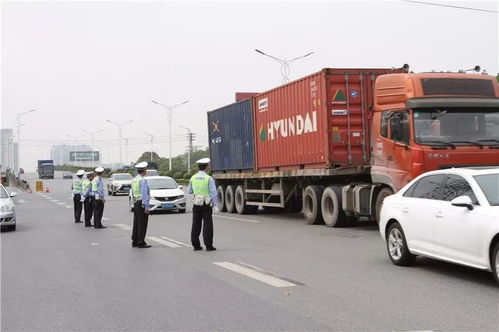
[213,206,220,214]
[80,196,85,203]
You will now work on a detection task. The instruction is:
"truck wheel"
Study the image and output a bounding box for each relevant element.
[321,186,353,227]
[217,186,226,212]
[235,185,252,214]
[302,185,324,225]
[225,185,236,213]
[375,187,394,224]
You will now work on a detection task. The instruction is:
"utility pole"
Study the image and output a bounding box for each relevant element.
[255,49,314,84]
[179,126,194,171]
[106,119,133,169]
[82,129,102,167]
[16,109,36,171]
[151,99,189,171]
[144,132,154,162]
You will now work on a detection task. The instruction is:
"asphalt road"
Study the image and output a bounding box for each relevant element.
[2,172,498,331]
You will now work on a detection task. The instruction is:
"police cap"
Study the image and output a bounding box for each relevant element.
[135,161,148,170]
[95,167,104,173]
[196,158,210,165]
[76,170,85,176]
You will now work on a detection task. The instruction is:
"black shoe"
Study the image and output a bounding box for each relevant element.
[193,246,203,251]
[75,221,83,223]
[94,225,107,229]
[206,246,217,251]
[132,243,138,248]
[85,224,93,227]
[138,243,151,248]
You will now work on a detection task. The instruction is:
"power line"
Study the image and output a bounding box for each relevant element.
[401,0,499,13]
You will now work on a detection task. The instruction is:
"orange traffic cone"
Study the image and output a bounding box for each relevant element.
[45,186,50,193]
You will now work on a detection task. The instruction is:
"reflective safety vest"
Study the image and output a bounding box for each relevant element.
[131,176,146,200]
[91,177,100,192]
[82,179,91,194]
[190,173,210,195]
[72,179,82,194]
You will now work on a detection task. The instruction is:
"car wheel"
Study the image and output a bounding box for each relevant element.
[178,209,186,213]
[387,222,416,266]
[492,242,499,284]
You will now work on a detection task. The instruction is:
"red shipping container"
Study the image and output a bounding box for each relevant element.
[254,68,405,172]
[235,92,259,102]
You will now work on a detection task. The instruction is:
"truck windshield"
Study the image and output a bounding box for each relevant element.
[413,108,499,146]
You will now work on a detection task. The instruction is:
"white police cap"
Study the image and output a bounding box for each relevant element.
[95,167,104,173]
[135,161,148,170]
[76,170,85,176]
[196,158,210,165]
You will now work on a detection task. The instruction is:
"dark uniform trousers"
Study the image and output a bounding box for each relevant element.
[93,199,105,228]
[132,201,149,245]
[84,196,94,226]
[73,194,83,222]
[191,203,214,248]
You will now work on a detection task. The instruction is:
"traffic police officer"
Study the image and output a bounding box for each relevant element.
[131,162,151,248]
[92,167,106,229]
[81,171,95,227]
[71,170,85,223]
[188,158,218,251]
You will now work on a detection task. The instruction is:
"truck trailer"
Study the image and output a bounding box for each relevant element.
[208,66,499,226]
[37,160,55,179]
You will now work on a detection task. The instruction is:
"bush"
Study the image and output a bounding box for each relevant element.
[183,172,193,179]
[173,171,183,179]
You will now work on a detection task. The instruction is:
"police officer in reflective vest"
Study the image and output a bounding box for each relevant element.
[92,167,106,229]
[189,158,218,251]
[71,170,85,223]
[131,162,151,248]
[81,171,95,227]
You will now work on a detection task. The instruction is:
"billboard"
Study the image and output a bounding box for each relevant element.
[69,151,100,162]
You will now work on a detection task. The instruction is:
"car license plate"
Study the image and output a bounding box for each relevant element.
[161,203,174,209]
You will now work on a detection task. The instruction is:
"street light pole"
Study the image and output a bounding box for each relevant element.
[179,125,192,171]
[151,99,189,171]
[16,109,36,171]
[144,132,154,162]
[66,134,85,167]
[254,49,314,83]
[106,119,133,169]
[82,129,102,167]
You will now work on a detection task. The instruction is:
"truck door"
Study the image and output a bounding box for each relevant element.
[386,110,413,191]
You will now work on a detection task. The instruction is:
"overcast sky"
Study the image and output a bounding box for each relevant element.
[2,0,498,171]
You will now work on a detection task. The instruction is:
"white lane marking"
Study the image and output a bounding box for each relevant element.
[57,202,65,205]
[18,199,27,203]
[159,236,192,248]
[114,223,132,230]
[147,236,181,248]
[45,196,52,199]
[102,217,110,221]
[214,262,297,288]
[65,205,72,209]
[214,215,261,223]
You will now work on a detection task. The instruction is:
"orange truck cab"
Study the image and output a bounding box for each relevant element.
[370,72,499,195]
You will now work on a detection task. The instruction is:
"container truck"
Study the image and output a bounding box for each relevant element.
[208,66,499,226]
[37,160,55,179]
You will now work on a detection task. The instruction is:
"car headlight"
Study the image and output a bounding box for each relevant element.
[1,203,14,212]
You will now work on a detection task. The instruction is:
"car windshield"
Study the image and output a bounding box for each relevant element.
[114,174,133,180]
[147,178,177,190]
[474,174,499,206]
[413,108,499,146]
[0,186,9,199]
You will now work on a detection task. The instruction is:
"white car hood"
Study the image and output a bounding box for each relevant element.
[114,180,132,185]
[150,188,184,198]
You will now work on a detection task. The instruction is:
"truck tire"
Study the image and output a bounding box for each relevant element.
[375,187,394,224]
[225,185,236,213]
[217,186,226,212]
[302,185,324,225]
[235,185,247,214]
[321,186,354,227]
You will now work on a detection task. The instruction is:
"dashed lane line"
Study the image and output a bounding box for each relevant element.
[114,223,132,231]
[159,236,192,248]
[57,202,65,205]
[102,217,110,221]
[65,205,72,209]
[214,215,261,223]
[50,200,59,203]
[147,236,182,248]
[214,262,298,288]
[18,199,27,204]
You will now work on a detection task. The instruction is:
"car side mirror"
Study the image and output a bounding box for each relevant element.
[178,185,184,190]
[451,195,474,210]
[9,192,17,198]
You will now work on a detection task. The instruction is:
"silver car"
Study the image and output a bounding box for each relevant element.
[1,185,17,231]
[129,176,186,213]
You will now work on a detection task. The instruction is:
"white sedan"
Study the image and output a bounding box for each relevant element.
[129,176,186,213]
[379,167,499,284]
